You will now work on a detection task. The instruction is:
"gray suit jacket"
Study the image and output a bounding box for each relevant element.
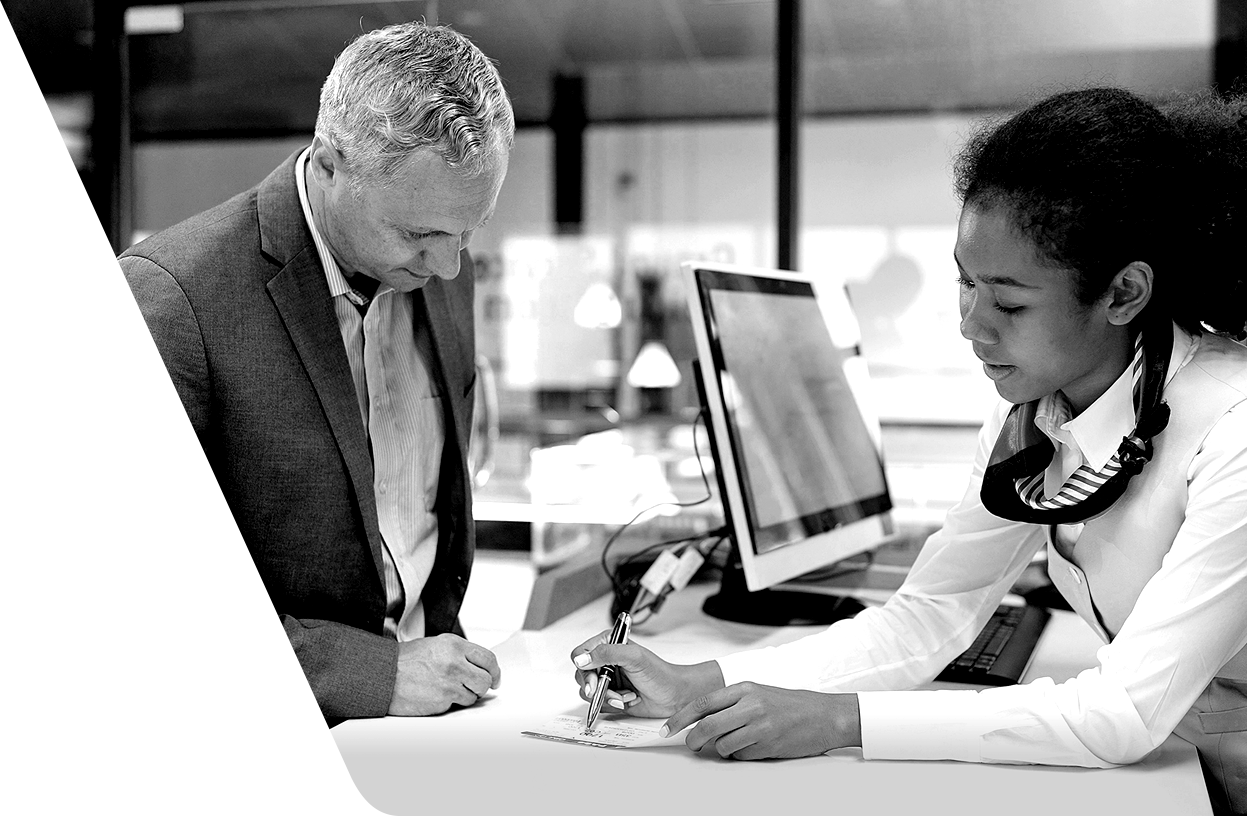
[119,151,477,724]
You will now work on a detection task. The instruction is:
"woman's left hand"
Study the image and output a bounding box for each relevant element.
[661,682,861,760]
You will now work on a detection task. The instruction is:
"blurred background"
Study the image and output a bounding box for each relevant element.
[5,1,1239,580]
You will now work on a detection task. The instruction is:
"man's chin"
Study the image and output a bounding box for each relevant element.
[383,275,431,293]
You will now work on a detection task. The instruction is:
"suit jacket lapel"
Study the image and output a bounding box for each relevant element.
[422,278,471,461]
[418,263,476,633]
[256,152,386,577]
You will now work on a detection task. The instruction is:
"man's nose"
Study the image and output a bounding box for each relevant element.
[424,235,462,280]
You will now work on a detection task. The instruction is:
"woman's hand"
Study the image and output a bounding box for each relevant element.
[571,630,725,719]
[661,683,862,760]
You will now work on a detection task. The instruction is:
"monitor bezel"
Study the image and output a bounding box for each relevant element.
[681,260,894,592]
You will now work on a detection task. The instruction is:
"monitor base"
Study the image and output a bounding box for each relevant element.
[702,587,865,626]
[701,559,865,627]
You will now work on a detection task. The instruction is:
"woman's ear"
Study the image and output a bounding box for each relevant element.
[1104,261,1154,326]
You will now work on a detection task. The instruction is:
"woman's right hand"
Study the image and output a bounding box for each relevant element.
[570,630,725,719]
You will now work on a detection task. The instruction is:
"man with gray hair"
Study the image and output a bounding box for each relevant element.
[120,22,513,725]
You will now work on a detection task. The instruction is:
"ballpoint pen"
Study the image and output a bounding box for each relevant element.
[584,610,631,733]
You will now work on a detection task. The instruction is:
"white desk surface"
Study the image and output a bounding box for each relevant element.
[333,583,1210,816]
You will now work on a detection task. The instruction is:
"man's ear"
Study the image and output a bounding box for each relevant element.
[1103,261,1154,326]
[307,135,345,192]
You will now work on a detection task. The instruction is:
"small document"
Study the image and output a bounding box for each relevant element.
[521,713,667,749]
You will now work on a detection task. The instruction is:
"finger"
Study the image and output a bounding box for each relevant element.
[451,682,479,708]
[662,685,742,739]
[570,629,615,665]
[601,685,635,707]
[450,653,498,698]
[705,725,757,759]
[463,644,502,689]
[685,698,755,753]
[462,673,493,699]
[724,742,769,761]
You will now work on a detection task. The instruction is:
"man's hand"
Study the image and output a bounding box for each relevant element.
[662,683,861,760]
[571,631,724,719]
[388,634,501,716]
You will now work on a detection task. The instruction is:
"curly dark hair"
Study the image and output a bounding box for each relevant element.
[954,87,1247,339]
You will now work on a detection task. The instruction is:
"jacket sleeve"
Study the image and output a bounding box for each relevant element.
[118,255,211,436]
[120,254,400,723]
[282,616,399,723]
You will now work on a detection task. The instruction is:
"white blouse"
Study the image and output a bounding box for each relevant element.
[716,329,1247,767]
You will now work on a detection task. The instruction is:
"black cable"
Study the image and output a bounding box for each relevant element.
[625,532,731,624]
[605,529,712,613]
[598,409,717,598]
[786,549,877,584]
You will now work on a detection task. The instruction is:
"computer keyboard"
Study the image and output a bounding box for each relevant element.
[935,604,1051,686]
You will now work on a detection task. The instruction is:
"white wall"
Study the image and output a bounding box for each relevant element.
[131,115,999,422]
[580,114,999,422]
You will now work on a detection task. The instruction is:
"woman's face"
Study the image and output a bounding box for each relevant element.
[954,204,1132,414]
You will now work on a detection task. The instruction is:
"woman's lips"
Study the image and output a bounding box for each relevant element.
[981,362,1015,381]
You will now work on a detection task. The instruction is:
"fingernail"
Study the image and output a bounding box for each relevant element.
[619,691,637,702]
[659,724,670,738]
[573,654,590,668]
[583,682,591,696]
[609,699,625,709]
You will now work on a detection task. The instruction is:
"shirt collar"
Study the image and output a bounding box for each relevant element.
[1034,324,1196,470]
[295,148,354,301]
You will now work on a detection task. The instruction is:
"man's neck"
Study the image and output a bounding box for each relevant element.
[303,158,380,300]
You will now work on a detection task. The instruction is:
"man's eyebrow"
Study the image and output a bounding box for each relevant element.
[953,254,1042,289]
[386,219,443,236]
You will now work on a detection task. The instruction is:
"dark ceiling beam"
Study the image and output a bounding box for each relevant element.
[552,73,586,233]
[777,0,800,271]
[1215,0,1247,94]
[89,0,131,253]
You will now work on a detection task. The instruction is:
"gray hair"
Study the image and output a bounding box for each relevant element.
[315,22,514,186]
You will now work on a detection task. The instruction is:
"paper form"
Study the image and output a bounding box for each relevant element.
[521,713,668,749]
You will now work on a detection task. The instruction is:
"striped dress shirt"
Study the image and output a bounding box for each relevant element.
[295,148,442,642]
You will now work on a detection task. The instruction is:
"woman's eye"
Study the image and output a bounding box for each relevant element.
[958,277,1021,314]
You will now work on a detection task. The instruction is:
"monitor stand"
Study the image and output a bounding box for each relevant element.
[702,548,866,627]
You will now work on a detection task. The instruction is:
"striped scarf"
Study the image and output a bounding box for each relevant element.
[979,323,1172,525]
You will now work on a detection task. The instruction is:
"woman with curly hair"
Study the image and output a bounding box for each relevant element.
[572,87,1247,814]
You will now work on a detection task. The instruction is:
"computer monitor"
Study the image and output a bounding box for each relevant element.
[681,260,894,626]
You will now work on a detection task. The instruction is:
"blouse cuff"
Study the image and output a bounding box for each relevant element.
[857,689,987,761]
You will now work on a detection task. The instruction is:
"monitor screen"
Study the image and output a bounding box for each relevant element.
[683,261,893,596]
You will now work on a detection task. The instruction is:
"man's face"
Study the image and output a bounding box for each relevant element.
[954,204,1127,414]
[309,139,507,293]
